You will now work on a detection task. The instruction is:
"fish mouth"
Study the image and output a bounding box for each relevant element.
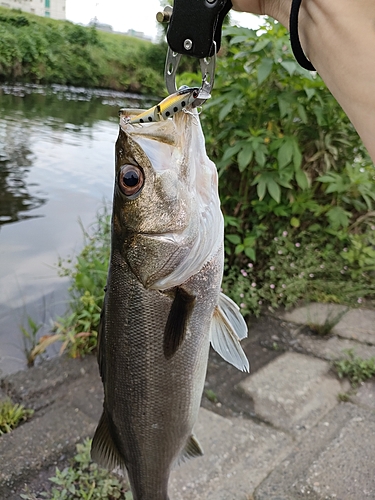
[138,231,185,244]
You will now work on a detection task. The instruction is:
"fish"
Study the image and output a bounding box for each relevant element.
[91,104,249,500]
[126,86,210,124]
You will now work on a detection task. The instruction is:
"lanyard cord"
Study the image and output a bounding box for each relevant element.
[289,0,316,71]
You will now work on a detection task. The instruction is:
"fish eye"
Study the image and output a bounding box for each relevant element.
[118,164,144,197]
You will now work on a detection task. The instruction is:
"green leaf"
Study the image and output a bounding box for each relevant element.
[278,95,291,118]
[222,143,242,161]
[267,178,281,203]
[290,217,300,228]
[293,141,302,169]
[244,247,256,261]
[280,60,297,75]
[326,206,351,229]
[219,100,235,122]
[235,244,244,254]
[308,223,321,231]
[305,87,315,100]
[278,139,294,168]
[295,169,309,190]
[226,234,241,245]
[297,104,308,124]
[237,143,253,172]
[252,38,270,52]
[255,148,266,167]
[257,178,267,200]
[229,35,249,45]
[257,58,273,84]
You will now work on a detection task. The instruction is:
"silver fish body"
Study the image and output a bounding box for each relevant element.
[91,109,248,500]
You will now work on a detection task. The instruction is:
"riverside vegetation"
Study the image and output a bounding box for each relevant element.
[0,7,165,94]
[8,18,373,358]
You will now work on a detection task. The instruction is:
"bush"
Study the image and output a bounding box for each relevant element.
[195,20,375,311]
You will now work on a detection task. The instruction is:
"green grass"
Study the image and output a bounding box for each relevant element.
[0,398,34,435]
[21,439,132,500]
[334,350,375,387]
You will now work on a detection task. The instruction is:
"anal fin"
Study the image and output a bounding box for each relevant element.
[163,287,195,359]
[91,409,125,471]
[178,434,204,464]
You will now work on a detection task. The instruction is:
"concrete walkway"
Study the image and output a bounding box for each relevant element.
[1,304,375,499]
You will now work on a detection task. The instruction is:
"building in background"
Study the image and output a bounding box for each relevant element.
[0,0,66,20]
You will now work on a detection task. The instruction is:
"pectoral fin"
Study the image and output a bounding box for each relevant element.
[164,287,196,359]
[210,294,250,372]
[219,292,248,340]
[91,409,125,471]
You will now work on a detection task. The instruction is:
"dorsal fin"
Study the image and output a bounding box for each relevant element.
[163,287,196,359]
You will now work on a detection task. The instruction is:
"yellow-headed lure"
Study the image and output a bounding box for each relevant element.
[127,87,202,124]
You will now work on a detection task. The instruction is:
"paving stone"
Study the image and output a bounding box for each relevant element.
[280,304,375,345]
[0,403,96,498]
[296,335,375,362]
[170,408,293,500]
[1,356,96,408]
[351,379,375,410]
[237,352,348,434]
[255,403,375,500]
[280,303,348,327]
[332,308,375,345]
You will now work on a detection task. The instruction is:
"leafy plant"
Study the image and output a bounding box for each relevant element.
[32,207,111,360]
[221,229,375,316]
[181,20,375,296]
[204,389,219,404]
[20,316,43,367]
[54,208,110,357]
[0,398,34,435]
[21,439,132,500]
[334,350,375,387]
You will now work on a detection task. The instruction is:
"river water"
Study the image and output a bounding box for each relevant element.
[0,84,150,376]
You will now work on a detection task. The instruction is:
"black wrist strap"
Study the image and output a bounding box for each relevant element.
[289,0,316,71]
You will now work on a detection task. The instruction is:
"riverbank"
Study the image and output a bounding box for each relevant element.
[1,303,375,499]
[0,7,165,95]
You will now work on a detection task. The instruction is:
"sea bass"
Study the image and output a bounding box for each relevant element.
[91,106,249,500]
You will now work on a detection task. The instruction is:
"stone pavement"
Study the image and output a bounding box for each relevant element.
[1,304,375,500]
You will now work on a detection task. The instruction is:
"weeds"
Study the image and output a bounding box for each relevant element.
[204,389,219,404]
[0,398,34,435]
[21,439,132,499]
[222,229,375,317]
[334,349,375,387]
[20,316,43,367]
[32,207,111,360]
[308,307,348,336]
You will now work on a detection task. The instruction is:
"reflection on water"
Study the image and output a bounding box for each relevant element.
[0,84,149,376]
[0,121,46,225]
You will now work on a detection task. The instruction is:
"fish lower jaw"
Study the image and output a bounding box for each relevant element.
[138,231,187,244]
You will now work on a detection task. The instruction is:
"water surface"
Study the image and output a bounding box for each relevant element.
[0,85,149,375]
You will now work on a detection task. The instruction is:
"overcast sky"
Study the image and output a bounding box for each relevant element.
[65,0,261,40]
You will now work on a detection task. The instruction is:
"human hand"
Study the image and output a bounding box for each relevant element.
[231,0,291,28]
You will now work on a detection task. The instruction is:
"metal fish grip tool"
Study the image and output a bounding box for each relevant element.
[157,0,232,99]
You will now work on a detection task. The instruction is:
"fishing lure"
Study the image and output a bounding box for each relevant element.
[127,86,205,124]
